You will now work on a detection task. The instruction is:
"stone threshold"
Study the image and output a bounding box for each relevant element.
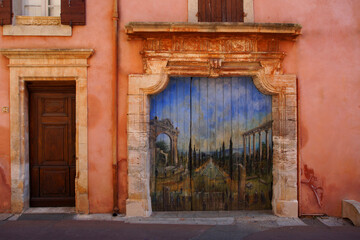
[124,211,295,225]
[24,207,76,214]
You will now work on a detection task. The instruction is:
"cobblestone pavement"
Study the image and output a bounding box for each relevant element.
[0,211,359,240]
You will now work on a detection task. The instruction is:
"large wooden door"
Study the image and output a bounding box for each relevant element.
[29,82,76,207]
[150,77,273,211]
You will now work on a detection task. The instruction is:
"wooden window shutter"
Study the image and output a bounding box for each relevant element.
[0,0,12,25]
[61,0,86,25]
[198,0,244,22]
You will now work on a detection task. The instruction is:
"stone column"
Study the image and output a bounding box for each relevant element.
[248,135,252,175]
[271,75,298,218]
[252,133,256,175]
[259,131,262,176]
[240,135,247,201]
[265,130,269,173]
[127,73,169,217]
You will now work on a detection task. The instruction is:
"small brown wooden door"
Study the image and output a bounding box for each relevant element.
[29,83,76,207]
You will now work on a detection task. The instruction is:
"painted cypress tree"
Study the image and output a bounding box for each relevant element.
[229,138,233,180]
[222,141,225,168]
[198,149,201,166]
[188,139,193,211]
[188,139,192,173]
[193,145,197,168]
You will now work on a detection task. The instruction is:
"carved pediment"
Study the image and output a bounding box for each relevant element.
[125,22,301,77]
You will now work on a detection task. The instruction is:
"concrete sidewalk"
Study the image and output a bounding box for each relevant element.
[0,211,359,240]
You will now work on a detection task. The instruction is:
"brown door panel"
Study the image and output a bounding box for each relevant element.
[40,97,69,117]
[39,167,70,197]
[38,123,69,165]
[30,198,75,207]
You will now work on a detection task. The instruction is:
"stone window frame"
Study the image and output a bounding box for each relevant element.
[125,22,301,218]
[0,49,93,213]
[188,0,254,23]
[3,0,71,36]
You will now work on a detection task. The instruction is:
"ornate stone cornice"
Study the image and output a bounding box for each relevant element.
[125,22,301,80]
[126,22,301,37]
[0,49,94,59]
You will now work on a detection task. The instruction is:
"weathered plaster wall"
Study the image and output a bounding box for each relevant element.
[0,62,10,211]
[0,2,115,213]
[118,0,188,212]
[254,0,360,216]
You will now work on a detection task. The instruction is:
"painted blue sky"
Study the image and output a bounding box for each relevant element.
[150,77,272,153]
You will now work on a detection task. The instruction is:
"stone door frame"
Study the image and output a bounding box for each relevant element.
[125,23,301,217]
[0,49,93,213]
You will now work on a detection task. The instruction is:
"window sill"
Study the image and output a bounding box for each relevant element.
[3,16,72,36]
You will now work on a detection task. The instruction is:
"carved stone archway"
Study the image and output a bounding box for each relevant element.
[125,22,301,217]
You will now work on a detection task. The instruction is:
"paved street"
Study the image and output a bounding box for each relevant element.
[0,211,359,240]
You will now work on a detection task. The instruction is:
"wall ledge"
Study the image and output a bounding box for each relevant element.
[0,49,94,59]
[342,200,360,226]
[3,24,72,36]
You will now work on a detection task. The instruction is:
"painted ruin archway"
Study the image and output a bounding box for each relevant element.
[150,118,179,166]
[126,22,301,217]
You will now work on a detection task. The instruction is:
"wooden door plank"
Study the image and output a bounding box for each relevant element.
[231,77,241,207]
[181,77,192,211]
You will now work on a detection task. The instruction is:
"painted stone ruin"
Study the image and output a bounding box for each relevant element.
[150,76,273,211]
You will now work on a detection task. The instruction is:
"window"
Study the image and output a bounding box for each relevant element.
[0,0,86,25]
[188,0,253,23]
[198,0,244,22]
[23,0,60,17]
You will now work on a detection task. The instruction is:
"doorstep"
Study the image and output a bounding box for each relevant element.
[24,207,76,214]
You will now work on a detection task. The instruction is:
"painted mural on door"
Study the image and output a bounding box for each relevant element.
[150,77,273,211]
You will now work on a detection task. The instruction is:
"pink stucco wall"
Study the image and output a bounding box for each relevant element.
[0,1,116,213]
[0,61,10,212]
[254,0,360,216]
